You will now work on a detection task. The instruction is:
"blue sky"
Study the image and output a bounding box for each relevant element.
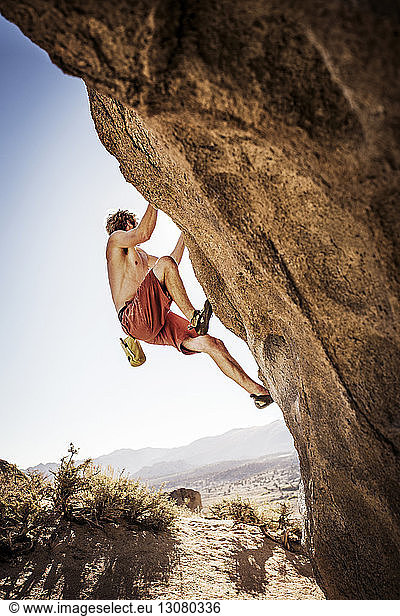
[0,16,283,469]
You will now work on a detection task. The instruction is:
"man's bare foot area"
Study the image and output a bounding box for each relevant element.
[253,384,269,396]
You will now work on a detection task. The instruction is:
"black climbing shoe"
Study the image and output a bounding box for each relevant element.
[250,393,274,409]
[189,299,213,335]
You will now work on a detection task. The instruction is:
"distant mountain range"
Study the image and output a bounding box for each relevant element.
[26,420,295,478]
[142,450,299,492]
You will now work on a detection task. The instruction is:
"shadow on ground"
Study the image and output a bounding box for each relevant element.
[229,535,315,596]
[0,520,180,600]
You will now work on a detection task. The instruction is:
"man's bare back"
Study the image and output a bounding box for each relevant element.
[106,243,157,312]
[106,206,159,312]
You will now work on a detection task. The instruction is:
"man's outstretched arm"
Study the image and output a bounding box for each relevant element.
[135,203,158,243]
[170,232,185,265]
[109,203,157,248]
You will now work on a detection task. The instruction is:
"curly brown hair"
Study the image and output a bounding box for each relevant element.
[105,209,138,235]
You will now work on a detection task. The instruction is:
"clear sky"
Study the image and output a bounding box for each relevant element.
[0,16,283,469]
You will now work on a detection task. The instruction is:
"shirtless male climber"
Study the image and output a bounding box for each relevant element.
[105,202,273,409]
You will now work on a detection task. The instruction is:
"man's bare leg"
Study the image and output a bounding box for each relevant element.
[152,256,196,320]
[152,258,270,398]
[182,334,269,396]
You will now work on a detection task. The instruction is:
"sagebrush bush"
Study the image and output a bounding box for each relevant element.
[209,496,302,551]
[0,462,52,559]
[76,465,178,531]
[273,502,302,536]
[0,444,178,562]
[209,497,301,530]
[209,496,264,524]
[51,443,92,519]
[51,446,178,532]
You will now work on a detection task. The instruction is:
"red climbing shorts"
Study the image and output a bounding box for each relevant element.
[118,269,200,355]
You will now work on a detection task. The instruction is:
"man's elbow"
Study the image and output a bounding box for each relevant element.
[135,229,153,244]
[170,252,182,265]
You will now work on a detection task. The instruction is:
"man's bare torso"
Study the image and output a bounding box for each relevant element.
[106,243,157,312]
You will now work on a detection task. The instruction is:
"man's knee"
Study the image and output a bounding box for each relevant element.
[158,255,177,272]
[153,256,177,281]
[201,335,225,354]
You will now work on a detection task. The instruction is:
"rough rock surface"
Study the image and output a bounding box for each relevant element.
[168,488,202,512]
[1,0,399,599]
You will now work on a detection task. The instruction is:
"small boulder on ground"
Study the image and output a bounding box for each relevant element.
[168,488,202,512]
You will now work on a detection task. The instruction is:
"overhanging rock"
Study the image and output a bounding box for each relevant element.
[1,0,399,598]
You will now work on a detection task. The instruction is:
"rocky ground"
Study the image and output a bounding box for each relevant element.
[0,514,323,600]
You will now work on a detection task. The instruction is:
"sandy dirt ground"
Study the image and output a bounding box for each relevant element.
[0,515,324,600]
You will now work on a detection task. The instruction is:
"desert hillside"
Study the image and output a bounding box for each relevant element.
[145,452,300,510]
[27,421,294,477]
[0,514,323,600]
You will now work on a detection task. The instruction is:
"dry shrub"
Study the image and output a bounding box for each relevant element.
[51,443,92,519]
[51,446,178,532]
[259,501,303,550]
[0,462,52,560]
[209,496,264,524]
[262,501,302,535]
[209,496,302,552]
[79,465,179,532]
[1,444,178,562]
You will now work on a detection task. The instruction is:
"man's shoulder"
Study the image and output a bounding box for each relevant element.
[106,235,141,258]
[107,230,126,244]
[106,228,142,251]
[106,233,126,259]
